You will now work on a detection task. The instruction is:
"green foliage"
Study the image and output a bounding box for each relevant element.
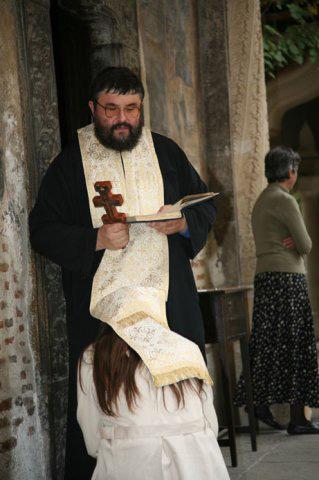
[261,0,319,78]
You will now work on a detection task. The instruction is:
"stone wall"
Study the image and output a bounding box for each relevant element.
[137,0,212,288]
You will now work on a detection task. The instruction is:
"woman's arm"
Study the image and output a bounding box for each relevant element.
[281,196,312,255]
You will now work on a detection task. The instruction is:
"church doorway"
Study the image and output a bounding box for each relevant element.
[50,1,92,147]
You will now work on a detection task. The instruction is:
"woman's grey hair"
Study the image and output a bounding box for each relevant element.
[265,146,301,183]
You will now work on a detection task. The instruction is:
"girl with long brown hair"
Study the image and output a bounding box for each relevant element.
[77,324,230,480]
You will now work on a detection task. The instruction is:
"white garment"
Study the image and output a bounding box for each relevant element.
[77,351,230,480]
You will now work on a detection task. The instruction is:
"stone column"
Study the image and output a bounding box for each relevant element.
[21,0,67,476]
[0,1,53,478]
[198,0,269,287]
[197,0,246,289]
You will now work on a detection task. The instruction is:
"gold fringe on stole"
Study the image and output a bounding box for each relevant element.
[110,321,213,388]
[153,367,213,388]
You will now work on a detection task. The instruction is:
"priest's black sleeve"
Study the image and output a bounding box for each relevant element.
[29,148,98,276]
[175,145,216,259]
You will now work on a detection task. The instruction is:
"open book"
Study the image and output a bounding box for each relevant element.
[126,192,218,223]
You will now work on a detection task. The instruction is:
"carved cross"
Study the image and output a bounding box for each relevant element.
[93,181,126,224]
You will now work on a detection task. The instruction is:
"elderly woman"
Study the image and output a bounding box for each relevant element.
[235,146,319,434]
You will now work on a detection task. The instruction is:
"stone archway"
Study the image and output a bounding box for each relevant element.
[267,60,319,146]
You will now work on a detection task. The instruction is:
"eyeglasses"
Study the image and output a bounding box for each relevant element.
[95,101,142,119]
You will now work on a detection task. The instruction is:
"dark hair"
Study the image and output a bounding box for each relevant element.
[90,66,145,103]
[265,146,301,183]
[79,323,203,417]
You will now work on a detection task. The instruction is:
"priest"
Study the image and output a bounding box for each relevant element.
[29,66,216,480]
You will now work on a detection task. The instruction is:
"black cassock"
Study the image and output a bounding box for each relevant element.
[29,131,216,480]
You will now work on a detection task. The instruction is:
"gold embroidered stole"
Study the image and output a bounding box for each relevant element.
[78,124,212,386]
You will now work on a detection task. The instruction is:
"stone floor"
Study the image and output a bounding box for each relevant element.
[221,414,319,480]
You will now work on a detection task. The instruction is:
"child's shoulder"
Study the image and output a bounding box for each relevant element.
[81,346,94,367]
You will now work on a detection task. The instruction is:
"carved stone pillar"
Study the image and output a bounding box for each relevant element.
[18,0,68,477]
[227,0,269,285]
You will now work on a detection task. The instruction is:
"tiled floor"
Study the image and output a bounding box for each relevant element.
[221,414,319,480]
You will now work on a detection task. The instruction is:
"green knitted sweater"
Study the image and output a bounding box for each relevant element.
[252,183,312,274]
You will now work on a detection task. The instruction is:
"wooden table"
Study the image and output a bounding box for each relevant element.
[198,286,257,467]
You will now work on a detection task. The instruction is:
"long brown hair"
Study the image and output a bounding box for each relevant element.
[79,324,203,417]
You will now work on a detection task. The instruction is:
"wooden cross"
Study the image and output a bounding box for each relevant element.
[93,181,126,224]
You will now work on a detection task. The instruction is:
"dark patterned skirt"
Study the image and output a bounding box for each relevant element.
[234,272,319,407]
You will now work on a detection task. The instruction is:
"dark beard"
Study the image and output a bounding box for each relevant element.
[94,119,143,152]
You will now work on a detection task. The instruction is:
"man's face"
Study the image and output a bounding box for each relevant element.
[89,91,143,151]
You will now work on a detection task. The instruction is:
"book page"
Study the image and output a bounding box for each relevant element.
[174,192,218,210]
[125,192,218,223]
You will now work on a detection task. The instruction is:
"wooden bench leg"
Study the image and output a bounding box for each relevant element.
[219,342,238,467]
[240,337,257,451]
